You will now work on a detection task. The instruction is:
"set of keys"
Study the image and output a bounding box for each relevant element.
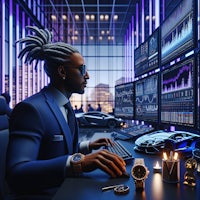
[102,184,130,195]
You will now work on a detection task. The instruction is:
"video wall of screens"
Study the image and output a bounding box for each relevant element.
[161,0,195,65]
[135,74,159,122]
[161,56,195,126]
[115,82,134,119]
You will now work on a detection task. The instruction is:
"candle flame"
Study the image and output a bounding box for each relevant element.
[155,161,160,168]
[173,152,178,160]
[163,152,168,160]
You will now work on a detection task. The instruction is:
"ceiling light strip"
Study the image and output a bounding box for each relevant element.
[109,0,116,43]
[118,0,134,41]
[81,0,90,38]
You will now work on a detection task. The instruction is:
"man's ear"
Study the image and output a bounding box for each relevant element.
[57,65,66,79]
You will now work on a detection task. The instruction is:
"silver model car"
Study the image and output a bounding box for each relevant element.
[134,130,200,155]
[75,111,125,128]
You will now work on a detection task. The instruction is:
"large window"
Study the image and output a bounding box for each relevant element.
[71,45,125,113]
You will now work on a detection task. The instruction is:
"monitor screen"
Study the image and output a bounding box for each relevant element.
[148,28,160,72]
[115,82,134,119]
[134,40,148,77]
[161,56,195,126]
[197,54,200,130]
[161,0,194,65]
[135,74,158,122]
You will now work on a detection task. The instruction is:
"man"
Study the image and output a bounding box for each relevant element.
[88,104,94,111]
[96,103,102,112]
[6,26,126,199]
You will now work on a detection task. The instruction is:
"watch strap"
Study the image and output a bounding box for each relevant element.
[73,163,82,174]
[134,158,145,166]
[135,180,145,190]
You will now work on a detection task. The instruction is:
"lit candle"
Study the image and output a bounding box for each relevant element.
[163,152,168,161]
[173,152,178,161]
[154,161,162,173]
[197,163,200,173]
[162,151,180,183]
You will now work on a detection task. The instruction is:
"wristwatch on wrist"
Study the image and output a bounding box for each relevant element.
[131,158,149,191]
[70,153,85,174]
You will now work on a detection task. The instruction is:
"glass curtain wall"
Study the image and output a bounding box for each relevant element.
[71,44,124,113]
[0,0,125,113]
[0,0,48,108]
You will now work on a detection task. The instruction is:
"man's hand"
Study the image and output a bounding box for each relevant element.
[82,150,126,178]
[89,138,114,150]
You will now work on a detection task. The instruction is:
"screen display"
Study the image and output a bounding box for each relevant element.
[148,28,159,72]
[161,57,195,126]
[135,74,158,122]
[134,41,148,77]
[161,0,194,65]
[197,54,200,129]
[134,28,160,77]
[115,82,134,119]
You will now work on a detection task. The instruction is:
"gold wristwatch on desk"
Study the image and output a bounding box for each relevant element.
[131,158,149,191]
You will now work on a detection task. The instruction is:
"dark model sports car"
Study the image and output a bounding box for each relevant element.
[75,111,125,128]
[134,130,200,155]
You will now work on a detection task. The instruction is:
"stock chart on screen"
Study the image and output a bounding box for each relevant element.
[135,74,158,122]
[161,0,194,65]
[161,57,195,126]
[115,82,134,119]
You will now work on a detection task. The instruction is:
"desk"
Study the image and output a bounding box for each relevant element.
[53,133,200,200]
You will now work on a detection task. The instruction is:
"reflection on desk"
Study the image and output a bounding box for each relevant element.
[53,133,200,200]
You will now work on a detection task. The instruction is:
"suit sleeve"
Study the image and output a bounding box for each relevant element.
[6,102,69,193]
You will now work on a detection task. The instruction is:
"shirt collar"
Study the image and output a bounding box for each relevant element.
[48,86,69,107]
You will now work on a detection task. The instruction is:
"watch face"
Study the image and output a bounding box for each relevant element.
[132,165,147,180]
[73,154,82,162]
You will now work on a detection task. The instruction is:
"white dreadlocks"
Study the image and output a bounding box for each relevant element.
[17,26,79,76]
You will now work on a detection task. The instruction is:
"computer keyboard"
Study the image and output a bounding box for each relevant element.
[105,141,133,161]
[111,125,155,140]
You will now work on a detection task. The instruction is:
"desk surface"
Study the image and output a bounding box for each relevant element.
[53,132,200,200]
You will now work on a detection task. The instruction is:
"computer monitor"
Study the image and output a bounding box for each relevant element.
[114,82,134,119]
[134,40,148,77]
[161,0,195,65]
[197,54,200,130]
[135,73,158,122]
[161,56,195,127]
[148,27,160,72]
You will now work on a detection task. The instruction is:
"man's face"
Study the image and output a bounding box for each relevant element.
[63,52,89,94]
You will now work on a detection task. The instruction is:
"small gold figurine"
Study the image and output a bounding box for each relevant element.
[183,158,197,187]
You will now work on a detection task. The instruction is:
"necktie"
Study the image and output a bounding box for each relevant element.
[64,102,75,136]
[64,102,79,153]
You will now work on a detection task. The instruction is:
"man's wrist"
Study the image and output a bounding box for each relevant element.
[70,153,85,175]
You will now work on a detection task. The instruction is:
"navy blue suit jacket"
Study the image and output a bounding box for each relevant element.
[6,86,79,195]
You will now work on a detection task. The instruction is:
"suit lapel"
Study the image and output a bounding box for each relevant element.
[43,87,73,154]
